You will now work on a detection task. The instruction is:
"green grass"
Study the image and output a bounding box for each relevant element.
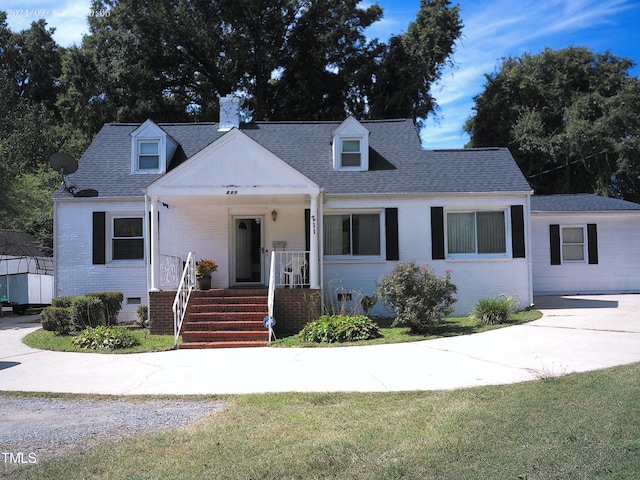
[275,310,542,347]
[4,362,639,479]
[22,326,177,353]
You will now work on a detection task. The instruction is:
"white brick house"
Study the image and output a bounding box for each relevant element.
[53,96,538,326]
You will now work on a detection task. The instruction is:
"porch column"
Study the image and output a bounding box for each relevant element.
[149,195,160,291]
[309,192,320,289]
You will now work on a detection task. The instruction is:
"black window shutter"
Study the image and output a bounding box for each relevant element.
[385,208,399,261]
[305,209,311,251]
[510,205,526,258]
[431,207,445,260]
[550,224,561,265]
[587,224,598,264]
[93,212,106,265]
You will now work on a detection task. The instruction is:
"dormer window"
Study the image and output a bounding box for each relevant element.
[332,117,370,171]
[130,119,177,174]
[138,140,160,170]
[340,139,362,168]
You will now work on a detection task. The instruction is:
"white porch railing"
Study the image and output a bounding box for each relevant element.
[160,254,182,289]
[173,252,196,347]
[273,251,310,288]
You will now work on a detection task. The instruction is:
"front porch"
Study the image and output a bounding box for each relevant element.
[149,287,321,341]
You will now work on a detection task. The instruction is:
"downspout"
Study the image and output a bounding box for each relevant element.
[319,188,325,312]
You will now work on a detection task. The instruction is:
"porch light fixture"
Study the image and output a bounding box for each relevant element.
[271,210,278,222]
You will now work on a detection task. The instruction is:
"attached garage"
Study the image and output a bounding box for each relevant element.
[531,194,640,295]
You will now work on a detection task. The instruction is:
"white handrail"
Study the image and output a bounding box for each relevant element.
[172,252,196,348]
[267,250,276,345]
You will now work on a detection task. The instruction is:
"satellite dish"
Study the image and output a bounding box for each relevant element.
[49,153,78,175]
[49,152,99,198]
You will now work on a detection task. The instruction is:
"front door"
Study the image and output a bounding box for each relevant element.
[233,217,263,284]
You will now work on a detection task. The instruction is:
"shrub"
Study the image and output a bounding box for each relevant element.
[70,295,105,331]
[72,326,139,350]
[376,261,457,334]
[299,315,382,343]
[471,295,518,325]
[361,294,378,316]
[136,304,148,327]
[40,307,71,335]
[51,296,83,309]
[86,292,123,326]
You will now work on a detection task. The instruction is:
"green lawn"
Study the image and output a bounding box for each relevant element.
[274,309,542,347]
[23,310,541,352]
[22,326,177,353]
[4,362,639,479]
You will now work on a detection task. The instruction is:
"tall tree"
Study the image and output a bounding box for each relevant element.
[369,0,462,127]
[0,13,76,245]
[57,0,462,130]
[464,47,640,201]
[0,16,63,112]
[266,0,383,121]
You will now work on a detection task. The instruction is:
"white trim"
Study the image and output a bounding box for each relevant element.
[130,120,171,174]
[107,212,146,264]
[309,193,320,288]
[331,117,370,172]
[322,208,385,260]
[560,224,587,263]
[230,215,265,285]
[134,138,163,173]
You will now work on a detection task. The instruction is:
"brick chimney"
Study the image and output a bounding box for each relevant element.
[218,94,241,131]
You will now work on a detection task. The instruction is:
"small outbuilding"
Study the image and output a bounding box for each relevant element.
[0,230,54,314]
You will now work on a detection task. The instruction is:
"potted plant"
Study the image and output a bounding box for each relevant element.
[196,259,218,290]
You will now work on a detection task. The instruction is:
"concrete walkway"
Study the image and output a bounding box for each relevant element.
[1,295,639,395]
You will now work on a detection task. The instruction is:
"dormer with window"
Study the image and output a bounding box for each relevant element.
[130,120,177,174]
[332,117,370,172]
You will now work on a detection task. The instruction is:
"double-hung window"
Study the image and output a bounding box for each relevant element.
[111,216,144,261]
[340,139,362,168]
[561,226,585,262]
[137,140,160,171]
[324,213,381,256]
[447,210,506,255]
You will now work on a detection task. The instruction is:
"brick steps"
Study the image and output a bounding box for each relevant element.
[178,289,269,349]
[179,341,268,349]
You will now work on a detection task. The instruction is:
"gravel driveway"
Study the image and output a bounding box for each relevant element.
[0,395,225,460]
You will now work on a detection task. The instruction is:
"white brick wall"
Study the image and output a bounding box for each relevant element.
[55,193,532,322]
[322,194,531,316]
[55,200,148,322]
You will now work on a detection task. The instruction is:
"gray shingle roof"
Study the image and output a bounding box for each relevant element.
[531,194,640,212]
[55,119,531,199]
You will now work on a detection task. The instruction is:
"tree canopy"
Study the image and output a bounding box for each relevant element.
[464,46,640,202]
[57,0,462,133]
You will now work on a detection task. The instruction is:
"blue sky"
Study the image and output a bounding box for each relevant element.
[4,0,639,149]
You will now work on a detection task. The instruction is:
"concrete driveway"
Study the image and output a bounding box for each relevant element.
[0,294,638,395]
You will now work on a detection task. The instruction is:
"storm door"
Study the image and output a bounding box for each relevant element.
[233,217,263,284]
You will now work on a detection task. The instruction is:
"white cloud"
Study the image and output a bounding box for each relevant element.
[425,0,639,149]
